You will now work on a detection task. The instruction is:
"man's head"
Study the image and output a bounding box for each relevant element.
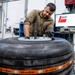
[43,3,56,19]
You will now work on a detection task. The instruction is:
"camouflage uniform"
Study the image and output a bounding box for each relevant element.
[24,10,54,36]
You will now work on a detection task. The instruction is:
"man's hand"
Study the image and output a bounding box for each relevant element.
[44,31,54,37]
[25,36,30,39]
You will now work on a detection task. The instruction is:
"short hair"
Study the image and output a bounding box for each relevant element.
[46,3,56,12]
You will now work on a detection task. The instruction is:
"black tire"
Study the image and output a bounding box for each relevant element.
[13,28,19,35]
[0,37,73,75]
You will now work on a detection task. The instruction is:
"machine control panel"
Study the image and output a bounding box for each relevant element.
[65,0,75,5]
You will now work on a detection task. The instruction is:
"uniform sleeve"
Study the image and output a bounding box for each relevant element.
[24,10,36,25]
[46,20,54,32]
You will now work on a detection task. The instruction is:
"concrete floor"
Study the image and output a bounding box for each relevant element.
[71,71,74,75]
[0,32,18,39]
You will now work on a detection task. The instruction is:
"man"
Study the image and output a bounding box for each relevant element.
[24,3,56,39]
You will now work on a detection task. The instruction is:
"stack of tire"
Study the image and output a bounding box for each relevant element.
[0,37,73,75]
[13,28,19,35]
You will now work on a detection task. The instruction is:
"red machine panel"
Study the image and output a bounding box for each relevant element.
[65,0,75,5]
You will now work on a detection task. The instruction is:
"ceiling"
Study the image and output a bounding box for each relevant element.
[0,0,19,3]
[0,0,19,9]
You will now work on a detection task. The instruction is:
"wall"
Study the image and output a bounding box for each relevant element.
[3,0,67,29]
[3,0,25,29]
[0,9,2,32]
[0,0,68,39]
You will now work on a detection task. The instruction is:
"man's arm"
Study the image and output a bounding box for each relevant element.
[24,10,37,38]
[44,20,54,37]
[24,24,30,38]
[45,21,54,32]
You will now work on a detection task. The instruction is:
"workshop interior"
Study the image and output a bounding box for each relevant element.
[0,0,75,75]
